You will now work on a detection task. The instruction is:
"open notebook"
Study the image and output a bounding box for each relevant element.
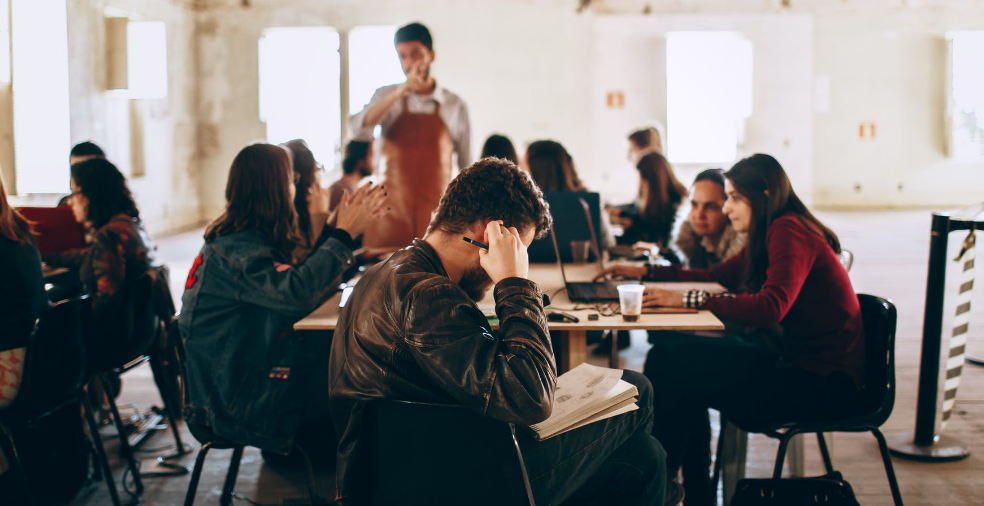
[527,363,639,441]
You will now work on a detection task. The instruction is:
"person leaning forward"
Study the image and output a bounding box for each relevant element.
[348,22,472,250]
[329,158,668,506]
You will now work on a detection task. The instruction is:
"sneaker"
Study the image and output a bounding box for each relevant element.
[664,480,685,506]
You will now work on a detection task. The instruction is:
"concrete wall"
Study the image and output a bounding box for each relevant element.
[196,0,984,212]
[195,0,592,220]
[64,0,202,234]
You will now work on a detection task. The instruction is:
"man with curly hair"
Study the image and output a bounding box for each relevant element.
[329,158,667,506]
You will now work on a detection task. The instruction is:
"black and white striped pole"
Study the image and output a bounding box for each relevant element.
[887,212,972,461]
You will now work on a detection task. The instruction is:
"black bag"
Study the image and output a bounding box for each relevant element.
[731,472,860,506]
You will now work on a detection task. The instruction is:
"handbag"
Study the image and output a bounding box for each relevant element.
[731,472,860,506]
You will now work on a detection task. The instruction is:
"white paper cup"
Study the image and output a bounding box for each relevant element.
[616,284,645,322]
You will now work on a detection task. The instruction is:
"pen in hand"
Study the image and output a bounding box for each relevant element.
[462,236,489,250]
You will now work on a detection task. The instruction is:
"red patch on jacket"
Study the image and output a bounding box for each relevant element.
[185,253,203,289]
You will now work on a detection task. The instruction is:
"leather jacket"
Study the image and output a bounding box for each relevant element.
[328,239,556,503]
[180,227,356,454]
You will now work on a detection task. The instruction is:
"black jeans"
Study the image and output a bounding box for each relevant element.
[517,370,667,506]
[643,332,862,506]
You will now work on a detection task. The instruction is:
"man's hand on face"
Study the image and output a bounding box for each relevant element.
[479,221,529,284]
[401,65,427,95]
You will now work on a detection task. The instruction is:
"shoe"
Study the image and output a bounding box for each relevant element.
[591,330,631,356]
[664,480,685,506]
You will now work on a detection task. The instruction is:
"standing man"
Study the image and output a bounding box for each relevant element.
[348,22,472,249]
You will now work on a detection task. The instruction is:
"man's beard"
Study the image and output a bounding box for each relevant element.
[459,264,493,302]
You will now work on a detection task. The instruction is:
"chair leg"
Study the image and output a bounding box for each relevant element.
[0,423,36,506]
[871,429,904,506]
[772,431,796,479]
[183,443,212,506]
[82,390,123,506]
[816,432,835,474]
[219,445,245,506]
[99,374,144,495]
[149,351,189,454]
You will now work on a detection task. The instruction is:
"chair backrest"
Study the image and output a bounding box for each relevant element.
[857,294,897,426]
[5,296,89,419]
[839,249,854,272]
[361,400,536,506]
[107,271,159,369]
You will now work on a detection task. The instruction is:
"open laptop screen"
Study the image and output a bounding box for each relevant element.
[528,191,605,263]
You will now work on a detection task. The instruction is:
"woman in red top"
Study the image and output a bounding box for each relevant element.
[598,153,865,506]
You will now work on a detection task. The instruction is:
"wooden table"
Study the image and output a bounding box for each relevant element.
[294,263,724,372]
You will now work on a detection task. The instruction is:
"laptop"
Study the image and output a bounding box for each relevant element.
[17,206,86,256]
[528,192,605,263]
[548,197,620,303]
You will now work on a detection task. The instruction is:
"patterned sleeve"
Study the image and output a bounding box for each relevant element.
[87,228,127,313]
[45,247,89,269]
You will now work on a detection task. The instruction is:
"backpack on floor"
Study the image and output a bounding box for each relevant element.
[731,472,860,506]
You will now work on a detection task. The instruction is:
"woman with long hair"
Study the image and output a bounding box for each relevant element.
[285,139,328,259]
[615,152,687,252]
[524,140,587,193]
[598,154,864,506]
[180,143,386,461]
[47,158,155,319]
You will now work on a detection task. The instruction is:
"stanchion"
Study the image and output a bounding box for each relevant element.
[887,212,972,461]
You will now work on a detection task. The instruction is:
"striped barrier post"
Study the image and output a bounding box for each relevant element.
[887,212,971,461]
[941,230,974,431]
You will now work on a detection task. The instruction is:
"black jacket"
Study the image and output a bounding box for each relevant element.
[328,239,556,503]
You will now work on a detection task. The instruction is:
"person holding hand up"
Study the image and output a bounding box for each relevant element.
[180,143,387,461]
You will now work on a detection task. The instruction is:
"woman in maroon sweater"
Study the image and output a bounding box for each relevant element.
[599,154,864,506]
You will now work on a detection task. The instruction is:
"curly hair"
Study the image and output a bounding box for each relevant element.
[428,157,552,239]
[71,158,140,229]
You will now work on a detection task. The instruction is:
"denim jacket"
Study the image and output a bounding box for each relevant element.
[180,227,355,454]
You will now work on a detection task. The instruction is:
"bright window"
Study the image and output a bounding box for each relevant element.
[258,27,340,164]
[127,21,168,99]
[666,32,753,164]
[348,26,405,116]
[11,0,71,194]
[947,31,984,160]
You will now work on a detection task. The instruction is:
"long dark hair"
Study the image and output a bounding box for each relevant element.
[636,152,686,223]
[726,153,840,292]
[205,144,300,261]
[71,158,140,229]
[285,139,319,247]
[481,134,519,164]
[525,140,586,193]
[0,174,32,244]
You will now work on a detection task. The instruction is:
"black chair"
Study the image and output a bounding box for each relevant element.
[0,296,126,506]
[173,316,324,506]
[725,294,903,506]
[85,271,160,498]
[359,399,537,506]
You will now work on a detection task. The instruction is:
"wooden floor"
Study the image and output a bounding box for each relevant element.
[63,210,984,506]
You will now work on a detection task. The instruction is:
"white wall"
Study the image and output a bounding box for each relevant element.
[65,0,202,235]
[588,15,814,206]
[196,0,593,220]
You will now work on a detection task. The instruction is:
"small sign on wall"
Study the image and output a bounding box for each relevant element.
[606,91,625,109]
[859,122,877,139]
